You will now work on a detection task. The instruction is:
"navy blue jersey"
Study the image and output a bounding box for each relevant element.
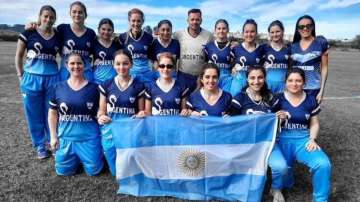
[274,92,321,138]
[57,24,96,71]
[291,36,329,90]
[204,41,232,77]
[149,38,180,62]
[263,44,291,93]
[49,81,100,141]
[98,77,145,119]
[232,91,278,115]
[144,80,189,116]
[231,43,263,72]
[19,29,61,75]
[187,90,232,117]
[92,39,123,84]
[119,31,153,73]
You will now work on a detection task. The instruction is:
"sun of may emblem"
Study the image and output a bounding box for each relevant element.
[177,149,206,177]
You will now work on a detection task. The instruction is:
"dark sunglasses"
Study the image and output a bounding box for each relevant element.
[297,24,314,30]
[158,64,174,69]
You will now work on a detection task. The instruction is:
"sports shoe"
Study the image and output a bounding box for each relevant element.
[270,189,285,202]
[37,147,50,159]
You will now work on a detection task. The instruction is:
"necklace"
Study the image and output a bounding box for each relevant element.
[246,88,262,102]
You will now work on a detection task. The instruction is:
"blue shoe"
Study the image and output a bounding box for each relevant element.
[37,147,50,159]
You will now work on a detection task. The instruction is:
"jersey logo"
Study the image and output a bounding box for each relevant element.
[285,54,289,60]
[175,98,180,104]
[152,97,163,115]
[127,44,134,56]
[239,56,246,68]
[256,57,260,63]
[63,39,75,55]
[107,94,117,112]
[87,102,94,110]
[59,102,68,115]
[129,97,136,103]
[305,114,310,120]
[211,54,218,64]
[144,45,148,51]
[27,42,43,59]
[86,42,91,48]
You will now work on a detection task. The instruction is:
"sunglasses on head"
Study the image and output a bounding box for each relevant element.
[158,64,174,69]
[297,24,313,30]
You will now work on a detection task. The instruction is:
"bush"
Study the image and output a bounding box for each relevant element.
[0,34,18,41]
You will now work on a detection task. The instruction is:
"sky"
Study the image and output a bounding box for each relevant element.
[0,0,360,40]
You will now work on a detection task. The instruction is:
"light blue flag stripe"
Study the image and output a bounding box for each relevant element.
[111,114,277,148]
[119,173,265,202]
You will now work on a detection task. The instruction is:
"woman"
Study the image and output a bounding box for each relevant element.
[149,19,180,78]
[144,52,189,116]
[92,18,122,84]
[204,19,233,93]
[291,15,329,103]
[48,53,103,176]
[15,5,61,159]
[231,66,287,202]
[187,63,232,117]
[274,68,331,202]
[230,19,264,96]
[97,50,146,176]
[263,20,291,94]
[119,8,154,83]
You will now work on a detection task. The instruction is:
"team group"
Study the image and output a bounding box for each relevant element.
[14,1,331,202]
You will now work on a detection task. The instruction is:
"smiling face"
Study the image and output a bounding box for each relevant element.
[39,10,56,29]
[187,12,202,32]
[159,23,172,42]
[129,13,143,34]
[243,24,257,43]
[70,4,86,25]
[286,72,305,94]
[215,22,228,41]
[201,68,219,91]
[98,23,113,41]
[247,69,265,92]
[157,57,174,79]
[297,18,314,39]
[114,54,132,77]
[67,55,84,77]
[269,25,284,43]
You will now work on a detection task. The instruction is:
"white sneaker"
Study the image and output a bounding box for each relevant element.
[270,189,285,202]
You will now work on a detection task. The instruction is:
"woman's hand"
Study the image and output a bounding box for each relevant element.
[50,136,59,151]
[180,109,191,116]
[276,110,288,120]
[306,138,321,152]
[97,114,112,125]
[25,22,38,30]
[316,90,324,104]
[191,111,203,116]
[133,110,147,118]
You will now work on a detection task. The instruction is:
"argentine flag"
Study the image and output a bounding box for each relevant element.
[112,114,277,202]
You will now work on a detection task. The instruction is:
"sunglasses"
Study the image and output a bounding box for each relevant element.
[158,64,174,69]
[297,24,314,30]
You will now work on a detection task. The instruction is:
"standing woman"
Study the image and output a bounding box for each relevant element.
[291,15,329,103]
[97,50,146,176]
[58,1,96,81]
[119,8,154,83]
[231,66,287,202]
[144,52,189,116]
[274,68,331,202]
[48,53,103,176]
[92,18,123,84]
[204,19,233,93]
[230,19,264,96]
[187,63,232,117]
[263,20,291,94]
[149,20,180,78]
[15,5,61,159]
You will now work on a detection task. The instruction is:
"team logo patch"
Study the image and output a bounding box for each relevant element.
[256,57,260,63]
[86,42,91,48]
[129,97,136,103]
[27,50,37,59]
[175,98,180,104]
[87,102,94,110]
[177,149,206,177]
[285,54,289,60]
[60,102,68,115]
[144,45,148,51]
[305,114,310,120]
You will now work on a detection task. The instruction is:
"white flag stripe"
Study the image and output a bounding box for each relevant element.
[116,142,271,180]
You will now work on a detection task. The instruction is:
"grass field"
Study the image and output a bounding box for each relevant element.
[0,41,359,201]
